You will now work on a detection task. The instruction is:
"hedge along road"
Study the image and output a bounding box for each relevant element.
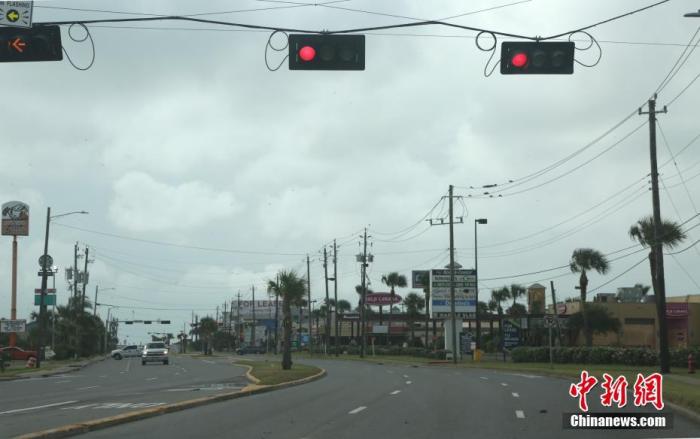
[0,354,249,438]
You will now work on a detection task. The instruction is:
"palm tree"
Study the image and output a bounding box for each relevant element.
[403,292,425,343]
[381,272,407,344]
[336,299,351,315]
[629,216,686,374]
[569,248,610,347]
[268,270,306,370]
[634,283,652,300]
[508,284,526,308]
[491,287,509,352]
[198,317,218,355]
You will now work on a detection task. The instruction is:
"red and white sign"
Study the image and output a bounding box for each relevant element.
[666,303,688,318]
[34,288,56,294]
[365,293,402,305]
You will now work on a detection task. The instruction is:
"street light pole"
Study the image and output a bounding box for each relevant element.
[474,218,487,350]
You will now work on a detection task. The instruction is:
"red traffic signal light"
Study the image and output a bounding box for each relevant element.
[500,41,574,74]
[289,34,365,71]
[0,25,63,63]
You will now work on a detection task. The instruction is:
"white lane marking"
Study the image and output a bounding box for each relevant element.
[77,386,98,390]
[174,372,180,376]
[166,388,194,392]
[512,392,520,398]
[403,374,409,378]
[99,375,107,378]
[180,367,187,372]
[145,377,158,381]
[406,381,412,385]
[54,380,71,384]
[125,359,131,373]
[63,404,97,410]
[500,382,508,387]
[202,360,215,364]
[348,406,367,415]
[508,373,542,379]
[515,410,525,419]
[390,390,401,395]
[480,377,488,380]
[0,400,79,415]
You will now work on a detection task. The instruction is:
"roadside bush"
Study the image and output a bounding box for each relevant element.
[510,346,693,366]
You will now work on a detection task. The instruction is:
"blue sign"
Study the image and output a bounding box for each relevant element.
[502,319,521,349]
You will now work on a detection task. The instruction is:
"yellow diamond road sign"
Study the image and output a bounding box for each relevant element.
[0,1,33,28]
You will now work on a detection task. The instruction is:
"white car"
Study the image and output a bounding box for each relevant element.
[111,345,141,360]
[142,342,169,365]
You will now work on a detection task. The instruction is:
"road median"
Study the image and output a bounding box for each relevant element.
[15,359,326,439]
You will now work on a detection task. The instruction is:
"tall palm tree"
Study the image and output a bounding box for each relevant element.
[491,287,509,352]
[403,292,425,343]
[629,216,686,374]
[268,270,307,370]
[508,284,526,309]
[381,272,407,344]
[570,248,610,347]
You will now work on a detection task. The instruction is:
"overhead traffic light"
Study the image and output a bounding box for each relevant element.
[160,320,171,324]
[500,41,574,75]
[0,25,63,63]
[288,34,365,70]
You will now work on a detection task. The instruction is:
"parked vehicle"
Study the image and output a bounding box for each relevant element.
[142,342,169,365]
[111,345,141,360]
[235,345,266,355]
[0,346,38,361]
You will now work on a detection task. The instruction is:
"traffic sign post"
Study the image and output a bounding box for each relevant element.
[543,314,557,368]
[0,1,33,28]
[0,25,63,63]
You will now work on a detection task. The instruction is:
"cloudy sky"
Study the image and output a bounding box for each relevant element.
[1,0,699,344]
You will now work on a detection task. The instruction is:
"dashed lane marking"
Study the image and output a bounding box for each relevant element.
[77,386,98,390]
[348,406,367,414]
[403,374,409,378]
[406,381,412,385]
[480,377,488,380]
[500,383,508,387]
[54,380,71,384]
[512,392,520,398]
[515,410,525,419]
[99,375,107,378]
[145,377,158,381]
[0,401,78,415]
[202,360,215,364]
[390,390,401,395]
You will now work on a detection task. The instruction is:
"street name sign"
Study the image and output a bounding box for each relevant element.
[0,319,26,332]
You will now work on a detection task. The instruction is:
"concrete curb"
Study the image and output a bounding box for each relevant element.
[241,364,261,384]
[15,366,327,439]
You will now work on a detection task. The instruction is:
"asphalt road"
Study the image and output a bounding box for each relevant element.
[0,354,249,438]
[79,358,700,439]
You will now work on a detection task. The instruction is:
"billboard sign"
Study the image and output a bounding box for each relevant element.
[365,293,402,305]
[666,303,688,318]
[0,319,26,333]
[372,325,388,334]
[430,268,476,318]
[232,300,278,319]
[411,270,429,289]
[503,319,521,349]
[1,200,29,236]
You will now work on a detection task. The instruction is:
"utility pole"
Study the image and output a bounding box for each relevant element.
[251,285,256,346]
[73,242,78,298]
[236,292,241,347]
[81,246,89,309]
[448,185,458,364]
[93,285,99,316]
[639,95,670,374]
[274,274,280,354]
[333,239,339,357]
[428,186,464,364]
[359,228,368,358]
[550,281,563,346]
[306,255,312,356]
[323,246,330,355]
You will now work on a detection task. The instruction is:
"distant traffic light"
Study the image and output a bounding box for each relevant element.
[143,320,152,324]
[288,34,365,70]
[160,320,171,324]
[125,321,133,325]
[0,25,63,63]
[500,41,574,75]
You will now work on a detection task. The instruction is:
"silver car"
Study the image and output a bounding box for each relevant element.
[111,345,141,360]
[142,342,169,365]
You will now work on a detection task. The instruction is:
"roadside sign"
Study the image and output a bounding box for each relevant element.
[38,254,53,269]
[35,294,56,306]
[365,293,402,305]
[0,1,33,28]
[372,325,388,334]
[34,288,56,294]
[411,270,429,289]
[1,200,29,236]
[430,268,476,318]
[0,319,26,333]
[543,315,556,328]
[502,319,521,349]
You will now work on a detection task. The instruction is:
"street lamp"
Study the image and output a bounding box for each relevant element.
[684,9,700,17]
[474,218,487,351]
[37,208,88,367]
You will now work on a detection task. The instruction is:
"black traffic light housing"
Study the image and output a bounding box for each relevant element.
[500,41,575,75]
[289,34,365,70]
[0,25,63,63]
